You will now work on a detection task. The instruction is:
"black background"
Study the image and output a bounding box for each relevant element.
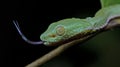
[1,0,101,67]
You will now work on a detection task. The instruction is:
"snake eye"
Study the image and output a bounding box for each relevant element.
[56,25,65,36]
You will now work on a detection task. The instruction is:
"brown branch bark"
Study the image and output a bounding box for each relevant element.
[25,34,93,67]
[25,18,120,67]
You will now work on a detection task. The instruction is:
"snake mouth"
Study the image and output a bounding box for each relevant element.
[44,31,99,46]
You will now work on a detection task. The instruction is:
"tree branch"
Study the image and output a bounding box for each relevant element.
[25,34,94,67]
[25,18,120,67]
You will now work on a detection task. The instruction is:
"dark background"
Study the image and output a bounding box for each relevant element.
[2,0,120,67]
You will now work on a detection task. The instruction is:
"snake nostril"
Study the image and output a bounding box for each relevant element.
[49,34,56,38]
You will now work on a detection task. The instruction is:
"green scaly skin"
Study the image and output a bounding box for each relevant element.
[40,1,120,46]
